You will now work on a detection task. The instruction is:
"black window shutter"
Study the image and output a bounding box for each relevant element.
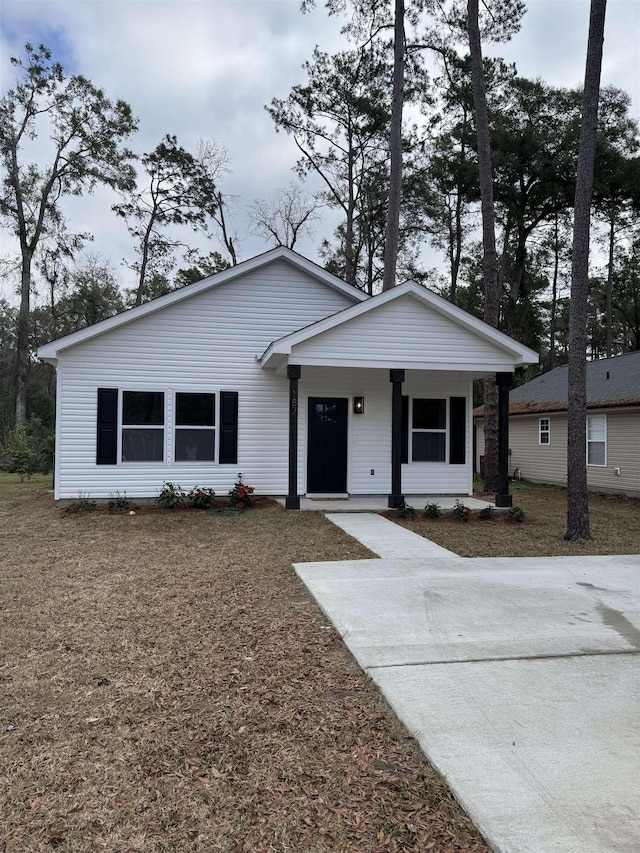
[449,397,466,464]
[219,391,239,464]
[401,395,409,464]
[97,388,118,465]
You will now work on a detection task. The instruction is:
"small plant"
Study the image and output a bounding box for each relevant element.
[452,499,471,522]
[108,491,131,512]
[156,481,186,509]
[186,487,216,509]
[478,505,495,520]
[228,480,255,509]
[424,501,442,519]
[65,492,97,514]
[507,505,526,522]
[394,501,415,518]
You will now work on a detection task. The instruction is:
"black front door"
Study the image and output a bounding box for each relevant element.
[307,397,348,493]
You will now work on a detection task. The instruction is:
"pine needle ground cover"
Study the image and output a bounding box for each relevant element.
[391,482,640,557]
[1,485,488,853]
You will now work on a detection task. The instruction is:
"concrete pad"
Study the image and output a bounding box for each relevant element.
[295,553,640,853]
[325,512,457,558]
[295,555,640,667]
[373,654,640,853]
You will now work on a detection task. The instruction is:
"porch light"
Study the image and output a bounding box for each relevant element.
[353,396,365,415]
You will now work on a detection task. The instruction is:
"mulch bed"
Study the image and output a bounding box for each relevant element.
[1,492,489,852]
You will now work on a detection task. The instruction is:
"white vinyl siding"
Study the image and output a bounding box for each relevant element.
[475,408,639,497]
[587,414,607,466]
[54,260,357,499]
[291,294,517,371]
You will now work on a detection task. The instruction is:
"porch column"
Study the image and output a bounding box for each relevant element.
[285,364,301,510]
[388,369,405,508]
[495,371,513,508]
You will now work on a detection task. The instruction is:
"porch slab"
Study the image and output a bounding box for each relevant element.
[275,495,495,513]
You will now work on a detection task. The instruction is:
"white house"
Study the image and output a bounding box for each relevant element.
[38,248,538,507]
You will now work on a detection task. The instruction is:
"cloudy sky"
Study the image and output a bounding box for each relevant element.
[1,0,638,300]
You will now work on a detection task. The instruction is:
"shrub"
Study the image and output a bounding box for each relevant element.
[424,501,442,519]
[65,492,97,513]
[394,501,415,518]
[228,480,255,509]
[156,481,186,509]
[186,487,216,509]
[507,505,526,522]
[108,491,131,512]
[478,505,495,520]
[6,417,54,480]
[452,500,471,522]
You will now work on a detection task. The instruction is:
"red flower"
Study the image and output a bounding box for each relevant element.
[238,490,246,498]
[237,502,244,509]
[247,487,254,494]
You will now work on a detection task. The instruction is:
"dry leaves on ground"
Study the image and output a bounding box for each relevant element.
[1,493,489,852]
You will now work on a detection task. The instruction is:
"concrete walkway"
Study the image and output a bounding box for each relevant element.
[326,512,457,558]
[295,515,640,853]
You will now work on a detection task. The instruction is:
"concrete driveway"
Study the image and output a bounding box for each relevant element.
[295,548,640,852]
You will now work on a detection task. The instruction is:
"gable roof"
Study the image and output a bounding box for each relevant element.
[474,351,640,416]
[260,280,539,369]
[37,247,366,363]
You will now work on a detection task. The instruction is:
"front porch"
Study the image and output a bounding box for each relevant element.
[276,494,498,512]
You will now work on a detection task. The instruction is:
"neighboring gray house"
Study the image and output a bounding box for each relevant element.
[38,248,538,506]
[475,351,640,496]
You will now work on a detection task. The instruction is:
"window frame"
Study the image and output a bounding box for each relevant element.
[173,390,218,464]
[586,413,607,467]
[119,389,166,464]
[410,397,448,463]
[539,417,551,445]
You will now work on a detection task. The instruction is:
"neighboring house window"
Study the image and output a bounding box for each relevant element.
[539,417,550,445]
[175,392,216,461]
[412,399,446,462]
[122,391,164,461]
[586,414,607,466]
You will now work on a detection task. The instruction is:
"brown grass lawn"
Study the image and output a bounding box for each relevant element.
[391,482,640,557]
[0,481,489,853]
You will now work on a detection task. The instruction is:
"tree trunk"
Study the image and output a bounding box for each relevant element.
[382,0,405,292]
[468,0,500,492]
[15,253,32,427]
[605,211,615,358]
[565,0,607,542]
[548,214,561,369]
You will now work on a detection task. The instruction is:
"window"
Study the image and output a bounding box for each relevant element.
[412,398,446,462]
[122,391,164,461]
[174,392,216,461]
[539,417,550,445]
[587,414,607,466]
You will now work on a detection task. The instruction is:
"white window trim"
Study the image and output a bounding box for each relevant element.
[410,397,449,464]
[173,390,218,465]
[586,414,607,467]
[119,388,167,464]
[539,417,551,445]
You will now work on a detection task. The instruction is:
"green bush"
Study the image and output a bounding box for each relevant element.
[478,505,495,520]
[6,417,54,480]
[156,481,186,509]
[108,491,131,512]
[228,480,255,509]
[394,501,415,518]
[452,500,471,522]
[424,502,442,519]
[186,487,216,509]
[65,492,97,513]
[507,505,526,522]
